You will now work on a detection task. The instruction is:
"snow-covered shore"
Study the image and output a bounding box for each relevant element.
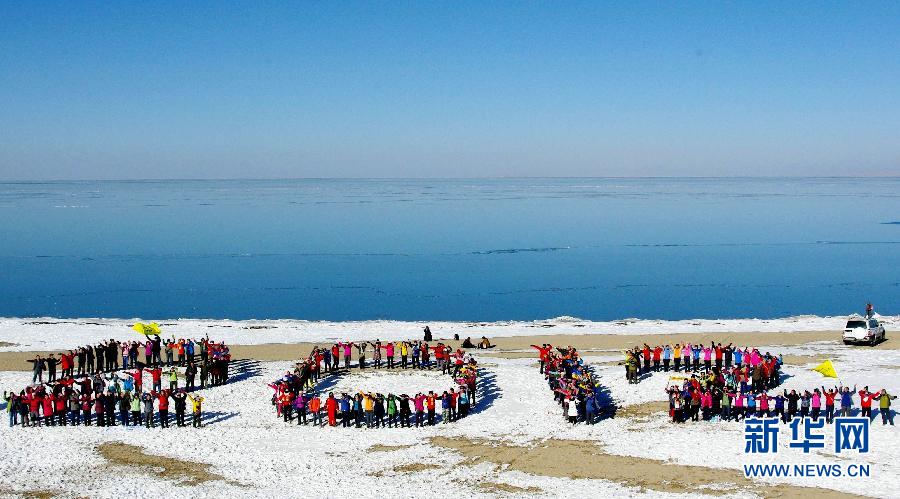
[0,342,898,498]
[1,315,897,352]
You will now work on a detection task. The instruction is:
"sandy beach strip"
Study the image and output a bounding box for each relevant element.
[0,329,892,371]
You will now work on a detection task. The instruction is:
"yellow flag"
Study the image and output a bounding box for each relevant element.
[132,322,161,335]
[811,360,838,378]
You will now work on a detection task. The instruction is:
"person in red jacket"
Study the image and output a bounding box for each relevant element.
[279,391,295,423]
[822,387,837,423]
[652,346,662,372]
[148,367,163,392]
[325,392,338,426]
[27,392,41,427]
[130,368,143,393]
[330,344,340,372]
[80,393,92,426]
[54,391,68,426]
[859,387,875,420]
[642,344,652,374]
[451,349,464,377]
[60,353,73,378]
[689,389,701,421]
[426,391,437,425]
[309,394,322,426]
[421,343,431,369]
[768,358,780,388]
[312,351,323,381]
[155,390,172,428]
[433,345,444,372]
[447,388,458,422]
[41,394,54,426]
[531,344,552,373]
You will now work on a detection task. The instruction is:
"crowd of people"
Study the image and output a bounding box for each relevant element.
[533,344,604,425]
[3,335,231,428]
[665,377,897,426]
[268,339,480,428]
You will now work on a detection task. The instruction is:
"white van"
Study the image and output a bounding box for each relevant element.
[842,314,886,346]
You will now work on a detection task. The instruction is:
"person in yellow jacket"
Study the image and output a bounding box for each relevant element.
[362,392,375,427]
[673,343,682,372]
[187,393,204,427]
[168,367,178,391]
[399,342,409,368]
[878,389,896,425]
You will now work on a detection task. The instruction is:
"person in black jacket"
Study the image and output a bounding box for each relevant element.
[399,394,411,427]
[85,346,95,374]
[185,362,197,391]
[46,355,58,382]
[27,356,45,383]
[96,343,106,373]
[77,347,86,375]
[107,340,119,371]
[784,389,800,422]
[104,390,117,426]
[172,389,188,426]
[151,335,162,366]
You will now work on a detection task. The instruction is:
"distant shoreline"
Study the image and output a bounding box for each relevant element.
[5,175,900,183]
[0,314,896,355]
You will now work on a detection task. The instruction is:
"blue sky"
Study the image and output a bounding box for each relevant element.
[1,2,898,179]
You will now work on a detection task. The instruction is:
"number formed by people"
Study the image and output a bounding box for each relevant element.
[5,332,232,429]
[532,344,605,425]
[267,340,478,428]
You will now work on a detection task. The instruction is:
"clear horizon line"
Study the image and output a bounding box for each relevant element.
[2,174,899,183]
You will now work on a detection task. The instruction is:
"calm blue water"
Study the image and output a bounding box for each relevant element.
[1,178,897,320]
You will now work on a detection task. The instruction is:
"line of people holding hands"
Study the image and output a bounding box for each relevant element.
[26,335,229,384]
[665,375,897,425]
[623,342,783,384]
[309,339,470,373]
[5,366,206,428]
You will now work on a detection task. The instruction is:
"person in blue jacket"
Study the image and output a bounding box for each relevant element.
[339,394,351,427]
[773,393,786,422]
[840,385,857,417]
[584,392,599,424]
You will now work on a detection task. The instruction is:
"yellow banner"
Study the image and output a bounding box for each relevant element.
[132,322,161,336]
[811,360,838,378]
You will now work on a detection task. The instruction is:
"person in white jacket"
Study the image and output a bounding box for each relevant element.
[567,396,579,424]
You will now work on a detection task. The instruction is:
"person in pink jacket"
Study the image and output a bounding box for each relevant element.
[700,390,713,420]
[382,342,395,369]
[702,347,713,372]
[681,344,692,371]
[121,343,130,370]
[338,342,353,369]
[734,392,745,420]
[749,349,761,367]
[413,393,426,427]
[811,389,822,421]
